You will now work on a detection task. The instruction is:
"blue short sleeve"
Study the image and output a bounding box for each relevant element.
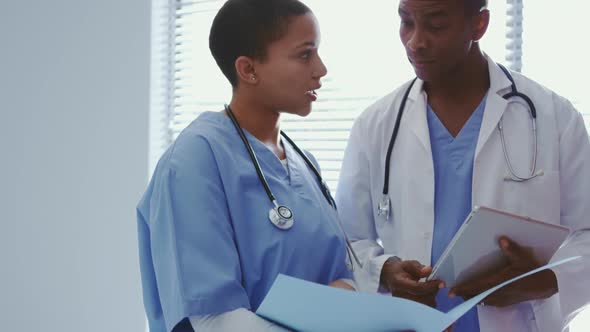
[138,135,250,332]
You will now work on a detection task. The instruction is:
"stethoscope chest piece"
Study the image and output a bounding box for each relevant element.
[345,258,353,271]
[377,194,391,221]
[269,205,294,230]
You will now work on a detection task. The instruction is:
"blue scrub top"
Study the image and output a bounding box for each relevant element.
[137,112,352,332]
[428,96,487,332]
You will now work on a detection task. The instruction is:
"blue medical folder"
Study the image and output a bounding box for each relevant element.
[256,256,579,332]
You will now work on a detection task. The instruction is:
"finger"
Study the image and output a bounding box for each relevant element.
[402,260,432,279]
[395,277,441,296]
[470,283,519,307]
[482,292,515,308]
[328,280,355,291]
[499,236,527,265]
[450,275,502,298]
[481,293,501,306]
[416,295,437,308]
[450,280,482,298]
[395,291,437,308]
[450,287,479,300]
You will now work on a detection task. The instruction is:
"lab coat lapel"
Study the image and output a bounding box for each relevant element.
[474,58,513,159]
[403,79,435,264]
[406,79,433,156]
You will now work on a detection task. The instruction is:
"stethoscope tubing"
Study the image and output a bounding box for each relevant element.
[379,63,539,214]
[225,105,363,270]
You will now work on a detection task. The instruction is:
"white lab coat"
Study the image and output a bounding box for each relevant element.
[336,57,590,332]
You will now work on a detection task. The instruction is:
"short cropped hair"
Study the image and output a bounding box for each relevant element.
[464,0,488,15]
[209,0,311,87]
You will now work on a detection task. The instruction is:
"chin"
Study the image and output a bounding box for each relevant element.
[416,71,447,85]
[297,105,313,117]
[284,104,313,117]
[413,68,433,82]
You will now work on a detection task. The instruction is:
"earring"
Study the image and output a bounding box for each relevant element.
[250,75,256,81]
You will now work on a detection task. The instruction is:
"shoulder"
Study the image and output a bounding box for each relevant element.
[138,113,235,214]
[157,112,233,179]
[509,71,582,132]
[350,79,416,140]
[302,149,320,173]
[509,71,577,114]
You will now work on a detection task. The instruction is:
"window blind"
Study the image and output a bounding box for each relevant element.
[521,0,590,130]
[164,0,519,191]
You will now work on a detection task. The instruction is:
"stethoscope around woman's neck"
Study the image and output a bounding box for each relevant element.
[377,64,543,221]
[224,105,362,271]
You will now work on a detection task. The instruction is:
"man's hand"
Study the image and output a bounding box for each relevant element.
[380,257,443,307]
[449,236,558,307]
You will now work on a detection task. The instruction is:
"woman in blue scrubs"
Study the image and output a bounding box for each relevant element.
[136,0,353,331]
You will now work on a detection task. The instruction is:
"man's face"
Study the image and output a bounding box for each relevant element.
[398,0,480,82]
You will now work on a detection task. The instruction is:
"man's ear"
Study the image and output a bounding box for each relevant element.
[473,9,490,42]
[235,56,259,85]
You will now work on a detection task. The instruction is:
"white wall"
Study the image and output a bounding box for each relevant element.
[0,1,149,331]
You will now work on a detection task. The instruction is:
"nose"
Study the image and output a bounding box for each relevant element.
[313,55,328,79]
[406,27,427,53]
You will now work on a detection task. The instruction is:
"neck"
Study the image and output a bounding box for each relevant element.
[227,91,282,153]
[424,45,490,102]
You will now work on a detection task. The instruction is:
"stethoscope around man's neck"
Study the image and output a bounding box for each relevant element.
[377,64,544,221]
[225,105,363,271]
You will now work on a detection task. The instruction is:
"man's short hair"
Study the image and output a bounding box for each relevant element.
[464,0,488,15]
[209,0,311,87]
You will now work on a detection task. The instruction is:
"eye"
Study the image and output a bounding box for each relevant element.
[400,19,414,28]
[300,50,312,60]
[428,20,448,32]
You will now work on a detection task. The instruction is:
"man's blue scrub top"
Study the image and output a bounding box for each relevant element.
[428,96,487,332]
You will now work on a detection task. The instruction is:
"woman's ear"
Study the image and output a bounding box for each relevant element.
[473,9,490,42]
[235,56,258,85]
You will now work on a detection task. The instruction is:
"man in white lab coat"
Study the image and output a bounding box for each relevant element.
[336,0,590,331]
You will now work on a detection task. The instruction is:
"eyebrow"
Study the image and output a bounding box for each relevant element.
[294,41,317,49]
[423,10,448,19]
[398,8,449,19]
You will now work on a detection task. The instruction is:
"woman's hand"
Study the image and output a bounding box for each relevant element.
[328,279,356,291]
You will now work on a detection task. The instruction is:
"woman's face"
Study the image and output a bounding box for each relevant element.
[253,13,327,117]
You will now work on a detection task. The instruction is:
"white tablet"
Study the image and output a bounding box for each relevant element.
[428,206,570,288]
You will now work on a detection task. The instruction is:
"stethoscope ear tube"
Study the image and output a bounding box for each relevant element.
[382,78,417,197]
[280,131,337,209]
[225,105,277,203]
[378,79,417,220]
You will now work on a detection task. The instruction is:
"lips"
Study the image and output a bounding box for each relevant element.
[409,57,435,67]
[305,85,321,101]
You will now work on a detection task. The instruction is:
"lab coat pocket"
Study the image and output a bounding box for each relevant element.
[501,170,560,224]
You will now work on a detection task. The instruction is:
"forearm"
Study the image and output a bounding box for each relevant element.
[351,243,395,293]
